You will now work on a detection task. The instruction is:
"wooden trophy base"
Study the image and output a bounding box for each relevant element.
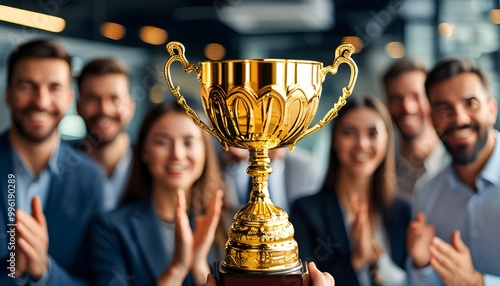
[215,260,310,286]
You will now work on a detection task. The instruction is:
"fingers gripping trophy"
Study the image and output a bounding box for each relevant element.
[164,41,358,286]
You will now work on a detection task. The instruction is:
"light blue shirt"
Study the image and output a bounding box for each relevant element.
[11,142,60,286]
[102,147,132,210]
[228,157,289,212]
[12,143,60,214]
[407,130,500,286]
[396,140,450,198]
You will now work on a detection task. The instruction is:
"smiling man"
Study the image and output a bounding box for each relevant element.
[76,58,135,210]
[0,39,105,285]
[406,57,500,285]
[383,58,449,197]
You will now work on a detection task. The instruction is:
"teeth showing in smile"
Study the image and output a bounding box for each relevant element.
[31,111,48,120]
[354,153,371,161]
[401,116,418,126]
[96,118,112,126]
[451,129,472,139]
[168,164,184,172]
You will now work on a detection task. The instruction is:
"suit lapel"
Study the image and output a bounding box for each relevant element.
[42,143,81,262]
[43,144,67,238]
[323,189,352,254]
[130,199,169,279]
[382,199,408,268]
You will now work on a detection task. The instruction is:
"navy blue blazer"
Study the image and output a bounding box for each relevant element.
[0,130,105,285]
[90,199,194,286]
[290,188,411,286]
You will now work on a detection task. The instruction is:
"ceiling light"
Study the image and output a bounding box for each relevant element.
[0,4,65,33]
[204,43,225,60]
[100,22,126,40]
[140,26,167,45]
[341,36,363,53]
[385,41,405,58]
[217,0,334,34]
[489,9,500,24]
[438,22,454,38]
[149,84,167,103]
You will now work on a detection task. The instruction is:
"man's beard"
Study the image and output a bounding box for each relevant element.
[440,124,488,165]
[399,121,425,143]
[85,116,123,148]
[12,107,60,143]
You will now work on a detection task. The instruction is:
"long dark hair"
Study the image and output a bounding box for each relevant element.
[121,101,228,255]
[323,95,397,212]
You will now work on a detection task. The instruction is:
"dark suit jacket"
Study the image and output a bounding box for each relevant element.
[0,130,105,285]
[290,188,411,286]
[90,199,194,286]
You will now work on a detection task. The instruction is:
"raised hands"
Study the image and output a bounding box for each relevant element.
[407,213,483,286]
[15,196,49,280]
[406,212,435,268]
[350,197,379,271]
[191,189,223,281]
[157,188,223,286]
[430,231,483,286]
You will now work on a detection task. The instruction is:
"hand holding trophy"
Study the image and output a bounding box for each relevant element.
[164,41,357,286]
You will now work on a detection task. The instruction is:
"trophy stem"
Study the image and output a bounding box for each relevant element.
[222,148,300,272]
[247,148,273,204]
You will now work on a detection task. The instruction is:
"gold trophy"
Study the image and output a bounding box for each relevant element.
[164,41,357,286]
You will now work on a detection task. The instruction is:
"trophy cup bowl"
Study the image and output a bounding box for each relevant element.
[164,41,357,286]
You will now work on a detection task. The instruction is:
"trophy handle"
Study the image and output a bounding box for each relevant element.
[290,43,358,149]
[164,41,228,151]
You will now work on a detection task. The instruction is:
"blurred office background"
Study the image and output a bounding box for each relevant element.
[0,0,499,163]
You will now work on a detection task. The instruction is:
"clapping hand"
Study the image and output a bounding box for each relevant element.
[406,212,435,268]
[350,196,377,271]
[15,196,49,280]
[157,189,223,286]
[430,231,483,286]
[191,189,223,283]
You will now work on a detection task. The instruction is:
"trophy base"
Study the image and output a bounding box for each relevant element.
[214,260,310,286]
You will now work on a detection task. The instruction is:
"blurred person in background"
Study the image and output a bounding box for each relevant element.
[76,58,135,210]
[291,95,411,286]
[406,57,500,285]
[0,39,105,285]
[383,58,449,198]
[221,145,324,215]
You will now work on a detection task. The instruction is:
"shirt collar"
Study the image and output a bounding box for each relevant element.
[109,146,133,180]
[423,141,448,174]
[479,130,500,186]
[48,141,60,175]
[12,140,61,178]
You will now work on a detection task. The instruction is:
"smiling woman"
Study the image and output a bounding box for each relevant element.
[89,101,229,286]
[290,95,411,286]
